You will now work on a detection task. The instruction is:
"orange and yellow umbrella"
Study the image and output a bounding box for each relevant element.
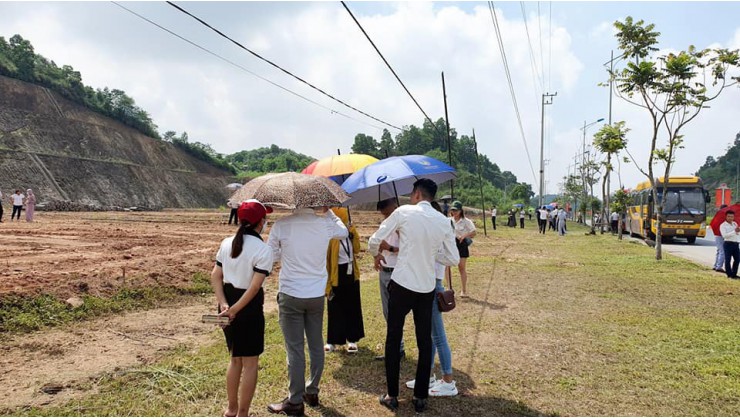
[301,154,379,179]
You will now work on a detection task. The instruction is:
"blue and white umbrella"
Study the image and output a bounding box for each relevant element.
[340,155,456,206]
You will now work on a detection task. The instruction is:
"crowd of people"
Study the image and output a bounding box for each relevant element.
[0,188,36,223]
[211,179,471,416]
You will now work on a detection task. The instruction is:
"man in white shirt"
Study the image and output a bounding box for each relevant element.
[538,206,548,234]
[10,190,24,221]
[491,206,497,230]
[720,210,740,279]
[266,207,348,416]
[610,211,619,235]
[519,209,525,229]
[373,198,404,361]
[369,179,459,413]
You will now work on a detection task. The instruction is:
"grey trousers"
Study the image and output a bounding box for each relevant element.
[278,292,325,404]
[379,269,404,352]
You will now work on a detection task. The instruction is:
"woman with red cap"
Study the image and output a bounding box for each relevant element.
[211,199,274,417]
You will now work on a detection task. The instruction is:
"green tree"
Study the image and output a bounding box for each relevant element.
[351,133,380,157]
[8,34,35,80]
[378,129,395,157]
[593,121,629,232]
[611,188,633,240]
[612,16,740,259]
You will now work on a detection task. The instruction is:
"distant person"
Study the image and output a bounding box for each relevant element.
[720,210,740,279]
[447,201,476,298]
[324,207,365,354]
[369,178,459,413]
[557,207,567,236]
[10,190,24,221]
[711,204,729,273]
[507,209,516,227]
[0,188,4,222]
[442,199,450,217]
[374,198,404,361]
[211,199,274,417]
[610,211,619,234]
[538,206,548,234]
[25,189,36,222]
[227,199,239,225]
[267,205,348,416]
[519,209,525,229]
[528,209,533,221]
[491,206,497,230]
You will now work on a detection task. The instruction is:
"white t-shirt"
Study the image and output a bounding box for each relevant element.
[267,209,348,298]
[11,193,24,206]
[519,210,525,218]
[450,216,476,238]
[491,208,497,217]
[611,212,619,221]
[216,234,274,289]
[539,209,548,220]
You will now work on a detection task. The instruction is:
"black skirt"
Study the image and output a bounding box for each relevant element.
[327,264,365,344]
[456,240,470,258]
[222,283,265,357]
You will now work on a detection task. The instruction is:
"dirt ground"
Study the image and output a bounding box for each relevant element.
[0,209,384,412]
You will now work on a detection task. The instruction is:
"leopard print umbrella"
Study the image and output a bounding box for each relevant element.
[230,172,351,209]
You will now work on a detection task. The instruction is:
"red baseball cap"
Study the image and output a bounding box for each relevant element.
[237,199,273,225]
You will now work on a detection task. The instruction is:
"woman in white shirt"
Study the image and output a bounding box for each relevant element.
[447,201,476,298]
[211,199,274,417]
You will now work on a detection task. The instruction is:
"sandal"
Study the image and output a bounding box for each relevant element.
[324,344,335,352]
[347,342,358,353]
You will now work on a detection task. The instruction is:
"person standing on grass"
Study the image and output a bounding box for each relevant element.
[447,201,476,298]
[324,207,365,354]
[538,206,548,234]
[10,189,24,221]
[0,188,4,222]
[557,207,567,236]
[404,201,459,397]
[373,198,405,361]
[369,178,459,413]
[267,205,348,416]
[720,210,740,279]
[211,199,274,417]
[25,189,36,223]
[711,204,728,273]
[491,206,497,230]
[519,209,525,229]
[610,210,619,234]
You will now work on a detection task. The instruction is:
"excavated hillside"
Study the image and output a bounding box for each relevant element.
[0,75,235,209]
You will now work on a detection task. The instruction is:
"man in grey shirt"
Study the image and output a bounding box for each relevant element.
[369,179,459,413]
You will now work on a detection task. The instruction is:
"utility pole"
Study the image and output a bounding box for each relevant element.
[442,72,454,199]
[473,129,487,237]
[539,92,557,207]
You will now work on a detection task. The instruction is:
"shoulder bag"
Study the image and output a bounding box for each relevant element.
[437,274,456,312]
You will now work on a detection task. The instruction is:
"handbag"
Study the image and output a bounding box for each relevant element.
[436,274,456,312]
[463,237,473,246]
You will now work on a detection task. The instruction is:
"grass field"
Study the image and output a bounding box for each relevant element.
[6,219,740,416]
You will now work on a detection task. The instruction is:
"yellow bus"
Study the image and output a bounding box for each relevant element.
[627,176,710,244]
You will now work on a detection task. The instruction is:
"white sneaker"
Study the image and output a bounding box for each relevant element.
[347,342,358,353]
[324,344,335,352]
[429,380,458,397]
[405,374,436,389]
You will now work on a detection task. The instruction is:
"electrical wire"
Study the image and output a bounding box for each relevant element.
[488,2,538,184]
[520,2,544,93]
[340,1,444,136]
[165,1,403,131]
[110,2,388,132]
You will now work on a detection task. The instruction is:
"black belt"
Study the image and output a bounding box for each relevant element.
[381,266,394,273]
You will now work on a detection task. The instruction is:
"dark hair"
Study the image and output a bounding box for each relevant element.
[412,178,437,200]
[231,220,261,258]
[451,206,466,219]
[376,198,397,211]
[727,210,735,216]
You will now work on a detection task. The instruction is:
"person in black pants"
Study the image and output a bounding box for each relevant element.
[491,206,497,230]
[720,210,740,279]
[0,189,4,222]
[227,200,238,225]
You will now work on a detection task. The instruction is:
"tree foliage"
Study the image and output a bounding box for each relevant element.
[611,17,740,259]
[227,144,315,179]
[163,131,236,174]
[0,34,160,139]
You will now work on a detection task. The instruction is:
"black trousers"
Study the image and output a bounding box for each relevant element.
[520,218,524,228]
[538,219,546,234]
[11,205,22,220]
[724,242,740,278]
[0,203,3,221]
[491,216,496,230]
[385,280,434,399]
[228,208,238,225]
[327,264,365,344]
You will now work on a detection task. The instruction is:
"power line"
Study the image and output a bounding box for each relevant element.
[537,2,545,91]
[520,2,545,92]
[340,1,444,136]
[165,1,403,131]
[489,2,538,184]
[110,2,389,132]
[548,1,552,92]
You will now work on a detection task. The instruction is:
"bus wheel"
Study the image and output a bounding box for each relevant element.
[687,236,696,244]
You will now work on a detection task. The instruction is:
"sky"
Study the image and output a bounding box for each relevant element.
[1,1,739,197]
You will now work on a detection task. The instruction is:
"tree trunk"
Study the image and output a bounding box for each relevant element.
[618,210,624,240]
[655,202,663,260]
